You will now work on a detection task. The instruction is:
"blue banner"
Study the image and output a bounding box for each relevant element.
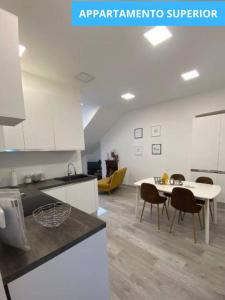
[72,1,225,26]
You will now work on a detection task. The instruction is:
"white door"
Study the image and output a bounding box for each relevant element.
[22,88,55,150]
[53,97,84,150]
[191,115,221,171]
[3,124,25,150]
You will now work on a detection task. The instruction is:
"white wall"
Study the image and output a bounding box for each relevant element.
[0,151,82,187]
[101,88,225,185]
[81,144,101,174]
[82,105,100,129]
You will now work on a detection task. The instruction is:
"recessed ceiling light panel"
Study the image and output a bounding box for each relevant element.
[75,72,95,83]
[181,69,199,81]
[19,44,26,57]
[144,26,172,46]
[121,93,136,101]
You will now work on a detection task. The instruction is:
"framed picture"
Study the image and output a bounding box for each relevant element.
[134,145,143,156]
[152,144,162,155]
[134,128,143,139]
[151,125,161,137]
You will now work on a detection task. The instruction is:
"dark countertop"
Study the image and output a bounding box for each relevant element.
[17,175,96,217]
[0,175,106,285]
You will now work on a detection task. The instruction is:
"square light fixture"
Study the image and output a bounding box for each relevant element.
[19,45,26,57]
[181,69,199,81]
[121,93,136,101]
[144,26,172,46]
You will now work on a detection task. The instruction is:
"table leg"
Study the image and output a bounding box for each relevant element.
[205,199,210,245]
[135,186,140,217]
[213,198,218,224]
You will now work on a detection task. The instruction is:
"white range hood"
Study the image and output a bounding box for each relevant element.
[0,8,25,126]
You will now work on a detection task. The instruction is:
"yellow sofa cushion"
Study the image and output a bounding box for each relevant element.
[98,168,127,193]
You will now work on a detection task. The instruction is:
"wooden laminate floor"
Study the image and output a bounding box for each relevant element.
[98,186,225,300]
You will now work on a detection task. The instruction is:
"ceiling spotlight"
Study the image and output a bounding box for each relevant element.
[121,93,136,101]
[181,69,199,81]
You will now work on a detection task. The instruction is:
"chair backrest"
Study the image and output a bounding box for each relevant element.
[171,174,185,181]
[110,168,127,189]
[141,183,160,204]
[196,176,213,185]
[171,187,199,213]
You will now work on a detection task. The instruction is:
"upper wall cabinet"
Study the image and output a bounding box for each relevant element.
[53,95,85,150]
[22,84,55,150]
[0,9,25,126]
[0,73,84,151]
[2,124,24,150]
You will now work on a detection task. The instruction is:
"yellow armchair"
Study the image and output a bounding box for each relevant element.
[98,168,127,193]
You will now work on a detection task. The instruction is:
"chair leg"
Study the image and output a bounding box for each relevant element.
[202,205,205,228]
[164,203,170,220]
[162,203,165,215]
[150,203,153,215]
[198,212,203,231]
[169,209,177,233]
[210,203,214,222]
[181,212,185,221]
[157,204,160,230]
[140,201,146,223]
[192,214,197,243]
[178,211,182,224]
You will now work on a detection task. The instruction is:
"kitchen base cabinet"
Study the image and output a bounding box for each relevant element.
[66,179,98,214]
[42,186,66,203]
[7,229,109,300]
[43,179,99,214]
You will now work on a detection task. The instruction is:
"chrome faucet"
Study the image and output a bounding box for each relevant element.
[67,162,76,177]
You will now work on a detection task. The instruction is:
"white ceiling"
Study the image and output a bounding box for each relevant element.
[1,0,225,113]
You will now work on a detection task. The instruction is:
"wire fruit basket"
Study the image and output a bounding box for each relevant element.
[33,202,71,228]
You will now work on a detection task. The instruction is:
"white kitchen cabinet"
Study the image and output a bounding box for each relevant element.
[53,96,84,150]
[218,114,225,172]
[2,124,24,150]
[66,179,98,214]
[0,127,4,149]
[42,186,66,203]
[191,115,221,171]
[22,84,55,150]
[7,230,109,300]
[0,9,25,126]
[42,179,99,214]
[0,72,85,151]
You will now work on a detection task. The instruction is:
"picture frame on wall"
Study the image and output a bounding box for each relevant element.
[134,145,143,156]
[152,144,162,155]
[151,125,161,137]
[134,128,143,139]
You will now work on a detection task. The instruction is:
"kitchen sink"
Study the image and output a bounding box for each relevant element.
[55,174,89,182]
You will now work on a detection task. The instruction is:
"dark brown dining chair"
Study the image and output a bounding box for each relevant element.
[196,176,214,223]
[164,174,186,207]
[169,187,202,243]
[170,174,186,181]
[140,183,169,230]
